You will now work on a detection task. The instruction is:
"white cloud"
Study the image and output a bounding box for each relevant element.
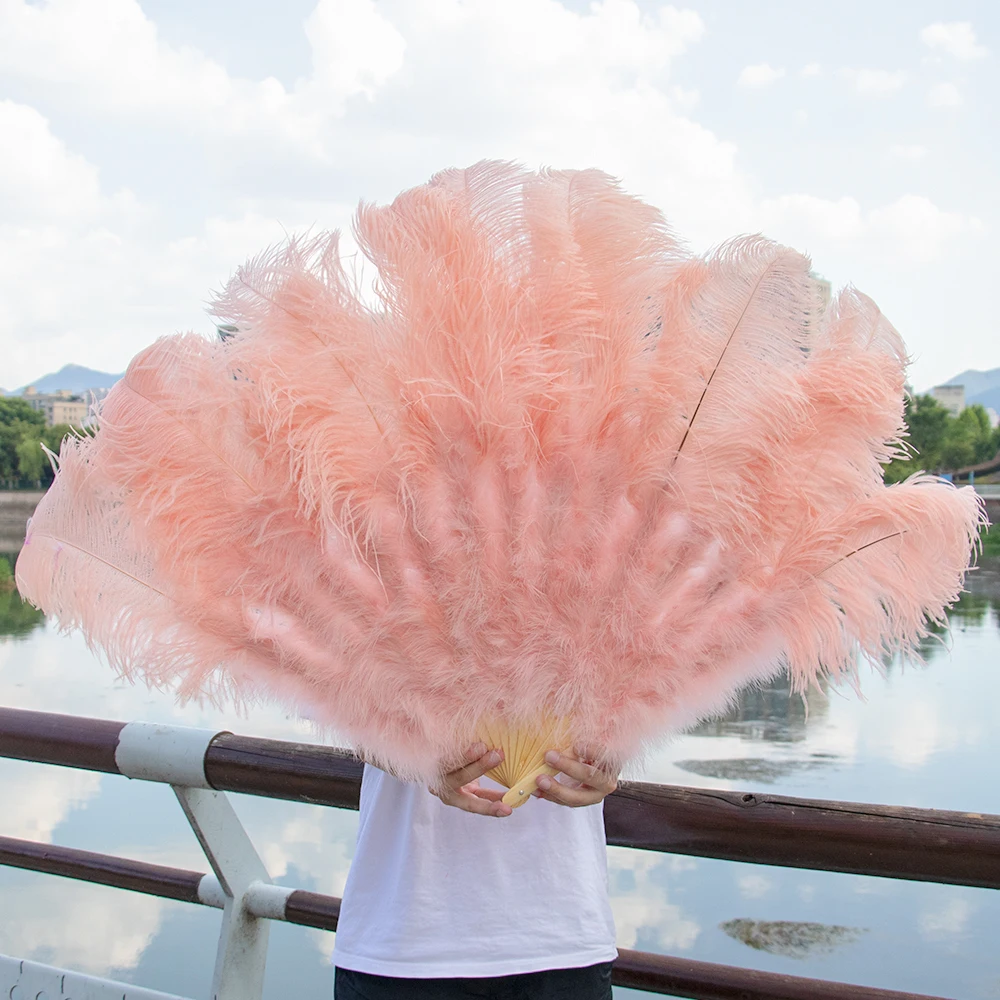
[0,98,355,388]
[0,0,757,388]
[928,82,963,108]
[0,0,994,397]
[737,873,773,899]
[920,22,988,61]
[0,0,706,161]
[608,850,700,950]
[305,0,407,102]
[918,897,974,940]
[874,697,941,768]
[0,616,340,743]
[0,101,103,224]
[0,0,718,183]
[0,880,166,975]
[669,84,701,113]
[0,760,102,842]
[738,63,785,88]
[0,0,388,151]
[867,194,982,264]
[840,67,906,96]
[759,193,864,244]
[757,192,981,265]
[889,144,928,161]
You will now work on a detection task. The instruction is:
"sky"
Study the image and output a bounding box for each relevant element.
[0,0,996,393]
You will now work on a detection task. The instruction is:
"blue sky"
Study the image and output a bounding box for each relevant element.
[0,0,995,392]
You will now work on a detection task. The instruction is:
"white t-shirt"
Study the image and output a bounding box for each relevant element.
[333,764,618,978]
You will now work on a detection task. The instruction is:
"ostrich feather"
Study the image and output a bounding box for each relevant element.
[16,161,986,785]
[14,435,254,691]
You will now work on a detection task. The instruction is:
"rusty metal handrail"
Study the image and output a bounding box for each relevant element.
[2,706,999,888]
[0,835,956,1000]
[2,706,997,998]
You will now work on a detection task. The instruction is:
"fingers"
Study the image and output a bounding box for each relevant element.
[544,750,616,789]
[429,745,512,817]
[534,774,607,807]
[430,780,512,816]
[440,741,486,775]
[469,786,508,803]
[536,750,618,807]
[442,746,503,792]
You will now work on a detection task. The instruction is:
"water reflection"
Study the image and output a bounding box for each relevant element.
[719,919,865,959]
[918,572,999,657]
[921,559,1000,653]
[0,550,45,639]
[673,755,836,784]
[2,555,1000,998]
[688,670,830,744]
[0,587,45,640]
[0,875,167,976]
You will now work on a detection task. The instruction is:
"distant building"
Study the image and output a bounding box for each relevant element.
[932,384,965,417]
[987,407,1000,429]
[812,274,832,312]
[806,272,832,332]
[22,387,89,427]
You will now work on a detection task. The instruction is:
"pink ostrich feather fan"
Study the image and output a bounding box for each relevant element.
[16,161,986,794]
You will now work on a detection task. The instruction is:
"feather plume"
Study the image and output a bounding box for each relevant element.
[14,435,256,691]
[16,161,986,784]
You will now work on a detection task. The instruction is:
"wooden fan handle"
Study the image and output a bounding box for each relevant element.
[501,763,560,808]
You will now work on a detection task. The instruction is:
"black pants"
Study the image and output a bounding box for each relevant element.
[334,961,614,1000]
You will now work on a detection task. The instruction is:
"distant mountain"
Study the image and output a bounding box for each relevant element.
[941,366,1000,399]
[14,364,123,396]
[932,366,1000,414]
[968,386,1000,414]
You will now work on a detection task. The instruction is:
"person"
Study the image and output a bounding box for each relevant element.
[333,742,620,999]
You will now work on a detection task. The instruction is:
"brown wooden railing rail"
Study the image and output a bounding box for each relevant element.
[3,705,998,999]
[4,706,998,889]
[0,835,965,1000]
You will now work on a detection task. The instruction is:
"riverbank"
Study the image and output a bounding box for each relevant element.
[0,491,42,553]
[2,488,996,557]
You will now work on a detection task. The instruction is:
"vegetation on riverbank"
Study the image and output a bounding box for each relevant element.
[0,397,79,489]
[0,555,46,637]
[982,523,1000,558]
[3,389,997,490]
[883,394,999,483]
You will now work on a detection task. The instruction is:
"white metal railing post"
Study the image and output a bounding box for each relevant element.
[174,786,272,1000]
[114,721,276,1000]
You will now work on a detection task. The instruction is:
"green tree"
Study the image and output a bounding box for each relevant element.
[15,429,46,483]
[43,423,76,454]
[969,404,999,463]
[940,404,996,469]
[0,399,46,484]
[884,393,950,482]
[0,398,44,430]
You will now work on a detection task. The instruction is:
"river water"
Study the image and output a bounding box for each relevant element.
[0,555,998,1000]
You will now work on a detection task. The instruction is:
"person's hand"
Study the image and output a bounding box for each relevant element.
[534,750,618,807]
[429,743,513,817]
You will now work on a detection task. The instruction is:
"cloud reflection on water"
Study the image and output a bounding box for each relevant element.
[1,568,999,996]
[0,877,166,974]
[672,755,836,783]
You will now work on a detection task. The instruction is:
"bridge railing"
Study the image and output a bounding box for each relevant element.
[2,706,998,1000]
